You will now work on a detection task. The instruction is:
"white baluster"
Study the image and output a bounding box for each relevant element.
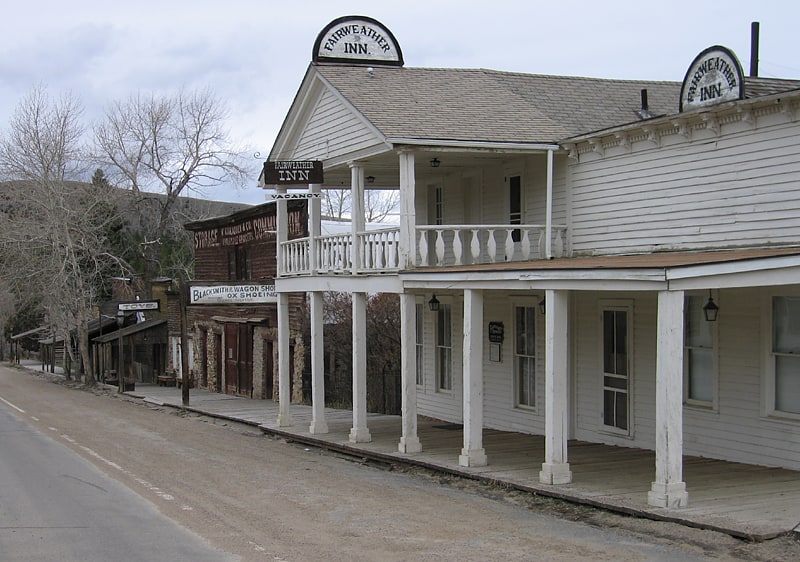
[419,230,428,266]
[470,230,480,264]
[505,229,515,261]
[538,230,546,259]
[435,229,446,266]
[453,229,463,265]
[521,229,531,260]
[487,229,498,262]
[554,229,564,258]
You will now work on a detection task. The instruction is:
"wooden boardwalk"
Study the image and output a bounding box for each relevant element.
[134,385,800,540]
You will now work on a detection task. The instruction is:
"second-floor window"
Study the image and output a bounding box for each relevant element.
[434,186,443,225]
[509,175,521,242]
[228,246,252,280]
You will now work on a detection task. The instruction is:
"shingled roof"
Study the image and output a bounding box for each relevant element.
[313,64,800,146]
[315,64,682,144]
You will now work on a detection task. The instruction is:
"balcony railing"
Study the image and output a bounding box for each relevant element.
[279,224,566,276]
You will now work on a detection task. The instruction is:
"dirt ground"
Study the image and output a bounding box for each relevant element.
[3,365,800,561]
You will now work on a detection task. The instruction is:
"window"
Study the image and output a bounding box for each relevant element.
[771,296,800,416]
[436,303,452,391]
[602,308,630,432]
[434,186,443,226]
[415,302,424,386]
[509,175,521,242]
[684,295,716,406]
[228,246,252,281]
[514,305,536,407]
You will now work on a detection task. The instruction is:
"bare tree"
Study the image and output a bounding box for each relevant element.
[93,88,251,286]
[322,188,399,223]
[0,86,126,384]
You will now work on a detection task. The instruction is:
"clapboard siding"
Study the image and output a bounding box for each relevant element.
[416,296,464,424]
[570,120,800,255]
[293,89,382,161]
[481,294,545,434]
[569,287,800,470]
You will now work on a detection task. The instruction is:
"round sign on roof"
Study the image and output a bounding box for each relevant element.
[680,45,744,112]
[313,15,403,66]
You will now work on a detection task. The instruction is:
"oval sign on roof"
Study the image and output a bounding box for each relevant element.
[680,45,744,112]
[313,15,403,66]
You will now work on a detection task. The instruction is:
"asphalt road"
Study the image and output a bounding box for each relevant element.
[1,363,798,561]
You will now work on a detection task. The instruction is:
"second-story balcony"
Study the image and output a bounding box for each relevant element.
[279,224,567,276]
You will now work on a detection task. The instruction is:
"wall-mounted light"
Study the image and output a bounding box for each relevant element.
[430,158,441,168]
[703,291,719,322]
[538,298,546,315]
[366,175,375,184]
[428,294,440,312]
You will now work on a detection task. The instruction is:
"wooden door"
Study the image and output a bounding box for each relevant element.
[224,324,239,395]
[263,341,274,399]
[237,324,253,397]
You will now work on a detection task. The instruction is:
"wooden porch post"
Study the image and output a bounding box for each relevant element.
[398,293,422,453]
[350,164,365,274]
[308,183,321,273]
[539,289,572,484]
[276,186,292,427]
[309,291,328,434]
[459,289,487,467]
[648,290,689,507]
[398,150,416,268]
[350,292,371,442]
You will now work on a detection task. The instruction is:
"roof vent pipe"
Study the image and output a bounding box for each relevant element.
[750,21,760,77]
[641,89,649,113]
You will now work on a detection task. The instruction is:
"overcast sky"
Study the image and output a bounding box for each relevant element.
[1,0,798,205]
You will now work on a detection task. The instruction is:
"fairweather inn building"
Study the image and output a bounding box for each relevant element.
[260,15,800,518]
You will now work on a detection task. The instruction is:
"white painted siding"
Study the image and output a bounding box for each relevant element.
[292,89,383,161]
[570,119,800,255]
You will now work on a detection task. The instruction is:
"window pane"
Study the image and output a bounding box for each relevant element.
[774,297,800,354]
[775,355,800,414]
[603,390,615,426]
[415,304,423,344]
[615,392,628,430]
[517,356,535,406]
[688,348,714,402]
[686,295,712,347]
[604,311,627,376]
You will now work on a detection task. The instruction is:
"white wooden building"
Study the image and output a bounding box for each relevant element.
[263,16,800,509]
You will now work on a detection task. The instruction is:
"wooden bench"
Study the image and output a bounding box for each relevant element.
[157,375,176,387]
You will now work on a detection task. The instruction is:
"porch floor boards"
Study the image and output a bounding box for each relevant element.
[133,384,800,540]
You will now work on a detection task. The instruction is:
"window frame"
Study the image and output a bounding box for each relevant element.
[435,300,453,393]
[415,299,424,387]
[683,293,719,411]
[512,299,539,410]
[599,299,634,438]
[765,294,800,421]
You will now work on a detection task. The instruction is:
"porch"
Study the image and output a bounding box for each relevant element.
[132,384,800,540]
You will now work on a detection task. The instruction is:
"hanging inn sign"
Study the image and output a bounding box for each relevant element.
[262,160,323,185]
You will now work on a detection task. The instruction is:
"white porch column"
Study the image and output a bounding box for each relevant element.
[308,183,321,273]
[539,289,572,484]
[398,150,416,268]
[398,293,422,453]
[648,290,689,508]
[276,186,288,275]
[545,148,554,259]
[309,291,328,434]
[350,292,371,443]
[459,289,487,467]
[350,164,365,273]
[276,291,292,427]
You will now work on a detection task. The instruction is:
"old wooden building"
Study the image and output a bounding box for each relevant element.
[184,199,307,400]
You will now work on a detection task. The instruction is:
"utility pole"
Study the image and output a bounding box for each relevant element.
[179,273,190,407]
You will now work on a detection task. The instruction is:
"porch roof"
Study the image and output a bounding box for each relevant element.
[403,247,800,291]
[408,247,800,274]
[93,319,166,344]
